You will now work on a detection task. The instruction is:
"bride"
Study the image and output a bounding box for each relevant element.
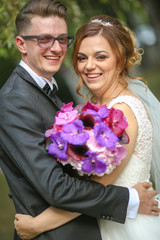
[14,15,160,239]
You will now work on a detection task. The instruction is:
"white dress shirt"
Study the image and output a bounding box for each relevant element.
[19,60,58,90]
[127,188,139,218]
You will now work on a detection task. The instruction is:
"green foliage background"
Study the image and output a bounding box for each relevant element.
[0,0,150,63]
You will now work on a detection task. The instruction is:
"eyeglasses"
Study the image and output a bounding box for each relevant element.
[21,34,74,49]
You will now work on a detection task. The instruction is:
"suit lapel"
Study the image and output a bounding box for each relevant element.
[15,64,63,110]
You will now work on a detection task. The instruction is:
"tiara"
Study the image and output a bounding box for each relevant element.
[91,19,113,27]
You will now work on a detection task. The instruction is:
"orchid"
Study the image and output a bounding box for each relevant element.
[62,120,90,145]
[55,101,79,125]
[106,143,127,164]
[82,151,107,174]
[82,108,108,123]
[112,143,127,164]
[45,127,56,138]
[48,132,68,160]
[55,110,79,125]
[61,102,74,112]
[94,122,119,148]
[82,102,108,123]
[105,108,128,137]
[81,101,100,112]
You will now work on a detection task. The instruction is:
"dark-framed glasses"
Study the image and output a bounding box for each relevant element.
[21,34,74,49]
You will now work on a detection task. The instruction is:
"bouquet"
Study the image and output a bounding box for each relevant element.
[45,101,129,176]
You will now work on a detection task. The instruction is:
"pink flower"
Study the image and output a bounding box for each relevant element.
[74,103,86,113]
[45,124,63,137]
[85,129,103,152]
[61,102,74,112]
[55,110,79,125]
[45,128,56,137]
[81,101,100,112]
[56,102,74,117]
[105,108,128,137]
[107,143,127,165]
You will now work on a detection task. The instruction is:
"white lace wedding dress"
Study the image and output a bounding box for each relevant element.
[98,95,160,240]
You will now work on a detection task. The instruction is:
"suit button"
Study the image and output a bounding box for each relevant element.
[102,215,107,220]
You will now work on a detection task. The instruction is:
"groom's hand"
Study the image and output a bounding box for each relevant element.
[14,214,40,240]
[133,182,160,216]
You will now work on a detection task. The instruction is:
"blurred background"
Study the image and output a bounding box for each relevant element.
[0,0,160,238]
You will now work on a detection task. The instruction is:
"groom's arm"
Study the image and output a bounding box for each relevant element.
[1,93,129,224]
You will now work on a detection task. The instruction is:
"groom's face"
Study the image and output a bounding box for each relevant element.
[18,15,68,81]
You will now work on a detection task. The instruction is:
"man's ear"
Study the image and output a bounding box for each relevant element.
[16,36,27,54]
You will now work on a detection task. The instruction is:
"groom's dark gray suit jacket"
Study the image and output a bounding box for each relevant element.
[0,64,129,240]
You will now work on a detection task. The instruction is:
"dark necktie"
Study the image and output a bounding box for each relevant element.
[42,83,57,99]
[42,83,61,109]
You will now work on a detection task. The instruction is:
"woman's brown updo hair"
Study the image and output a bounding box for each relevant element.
[72,15,143,98]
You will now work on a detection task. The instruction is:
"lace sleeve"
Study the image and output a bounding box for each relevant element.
[127,79,160,192]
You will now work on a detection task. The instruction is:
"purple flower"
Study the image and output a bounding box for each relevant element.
[94,122,119,148]
[98,107,109,118]
[62,120,90,145]
[48,132,68,160]
[82,151,106,174]
[82,107,108,123]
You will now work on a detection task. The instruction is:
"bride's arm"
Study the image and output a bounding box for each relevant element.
[91,102,138,185]
[15,206,80,240]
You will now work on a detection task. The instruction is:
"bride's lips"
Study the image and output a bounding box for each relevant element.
[85,73,102,80]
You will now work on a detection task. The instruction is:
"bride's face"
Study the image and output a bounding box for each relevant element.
[77,34,118,96]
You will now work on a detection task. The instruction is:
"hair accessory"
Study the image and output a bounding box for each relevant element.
[91,19,113,27]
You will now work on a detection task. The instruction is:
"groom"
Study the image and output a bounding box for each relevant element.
[0,0,158,239]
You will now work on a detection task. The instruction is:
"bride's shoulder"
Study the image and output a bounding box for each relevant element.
[108,90,144,110]
[108,91,149,126]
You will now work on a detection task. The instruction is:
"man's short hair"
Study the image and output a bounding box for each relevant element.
[15,0,67,35]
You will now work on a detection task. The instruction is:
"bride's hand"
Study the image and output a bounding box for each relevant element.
[14,214,40,240]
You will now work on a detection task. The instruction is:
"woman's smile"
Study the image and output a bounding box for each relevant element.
[85,73,102,80]
[77,35,118,97]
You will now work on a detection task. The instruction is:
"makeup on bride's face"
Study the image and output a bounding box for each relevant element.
[77,35,118,94]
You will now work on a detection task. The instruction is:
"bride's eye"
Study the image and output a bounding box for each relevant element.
[77,56,87,62]
[96,55,107,60]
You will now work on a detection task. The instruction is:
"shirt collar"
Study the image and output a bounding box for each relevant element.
[19,60,58,90]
